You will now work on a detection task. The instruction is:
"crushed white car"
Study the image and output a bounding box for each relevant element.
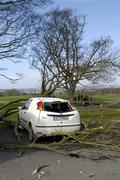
[18,97,81,141]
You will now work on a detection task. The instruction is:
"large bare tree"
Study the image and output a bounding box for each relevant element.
[32,47,63,96]
[32,8,120,97]
[0,0,50,82]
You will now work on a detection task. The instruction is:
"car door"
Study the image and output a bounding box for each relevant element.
[20,99,32,128]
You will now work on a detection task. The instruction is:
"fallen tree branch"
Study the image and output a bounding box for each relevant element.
[0,99,27,110]
[14,120,21,143]
[0,142,66,155]
[0,108,18,121]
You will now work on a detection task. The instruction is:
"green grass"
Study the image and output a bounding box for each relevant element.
[108,103,120,108]
[0,94,33,102]
[93,94,120,102]
[0,95,31,127]
[79,108,120,120]
[0,93,119,102]
[78,107,120,128]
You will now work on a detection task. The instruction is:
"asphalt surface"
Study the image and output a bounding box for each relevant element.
[1,149,120,180]
[0,126,120,180]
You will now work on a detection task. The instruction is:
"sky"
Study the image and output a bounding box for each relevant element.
[0,0,120,89]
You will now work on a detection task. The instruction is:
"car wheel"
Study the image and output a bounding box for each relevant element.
[28,124,34,142]
[17,116,20,128]
[80,122,86,130]
[17,116,22,128]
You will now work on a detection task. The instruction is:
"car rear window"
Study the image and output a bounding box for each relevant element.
[44,101,73,113]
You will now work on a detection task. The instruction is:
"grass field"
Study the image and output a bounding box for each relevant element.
[0,94,33,103]
[93,94,120,101]
[0,93,119,102]
[0,94,120,128]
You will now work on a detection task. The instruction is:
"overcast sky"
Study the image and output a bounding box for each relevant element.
[0,0,120,89]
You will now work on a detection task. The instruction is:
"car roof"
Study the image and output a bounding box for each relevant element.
[30,97,68,102]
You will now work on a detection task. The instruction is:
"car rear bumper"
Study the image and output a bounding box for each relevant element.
[33,124,81,136]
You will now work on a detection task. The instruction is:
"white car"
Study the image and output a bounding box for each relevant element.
[18,97,81,142]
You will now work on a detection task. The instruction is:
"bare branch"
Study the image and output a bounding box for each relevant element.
[0,0,50,81]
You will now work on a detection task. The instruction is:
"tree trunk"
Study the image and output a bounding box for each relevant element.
[67,84,76,99]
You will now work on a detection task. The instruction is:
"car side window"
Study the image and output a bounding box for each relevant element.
[23,99,32,110]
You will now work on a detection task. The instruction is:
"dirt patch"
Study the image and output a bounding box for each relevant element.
[69,148,120,160]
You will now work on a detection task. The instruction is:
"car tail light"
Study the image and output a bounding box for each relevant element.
[37,101,43,111]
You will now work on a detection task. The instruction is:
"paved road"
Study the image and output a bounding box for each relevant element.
[0,126,120,180]
[0,149,120,180]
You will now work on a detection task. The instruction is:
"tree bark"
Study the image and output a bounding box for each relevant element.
[67,84,76,99]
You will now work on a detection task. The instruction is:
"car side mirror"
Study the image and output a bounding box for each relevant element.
[19,105,26,110]
[18,106,22,110]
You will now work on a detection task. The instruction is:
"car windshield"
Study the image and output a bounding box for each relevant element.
[44,101,73,113]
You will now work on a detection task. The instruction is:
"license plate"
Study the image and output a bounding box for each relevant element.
[53,116,68,121]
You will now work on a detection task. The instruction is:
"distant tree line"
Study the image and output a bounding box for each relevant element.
[91,87,120,95]
[0,89,21,96]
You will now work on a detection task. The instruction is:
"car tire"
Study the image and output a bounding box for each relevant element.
[17,116,22,129]
[17,116,20,128]
[28,124,34,142]
[80,122,86,130]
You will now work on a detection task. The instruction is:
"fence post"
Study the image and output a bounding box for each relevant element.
[100,103,103,120]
